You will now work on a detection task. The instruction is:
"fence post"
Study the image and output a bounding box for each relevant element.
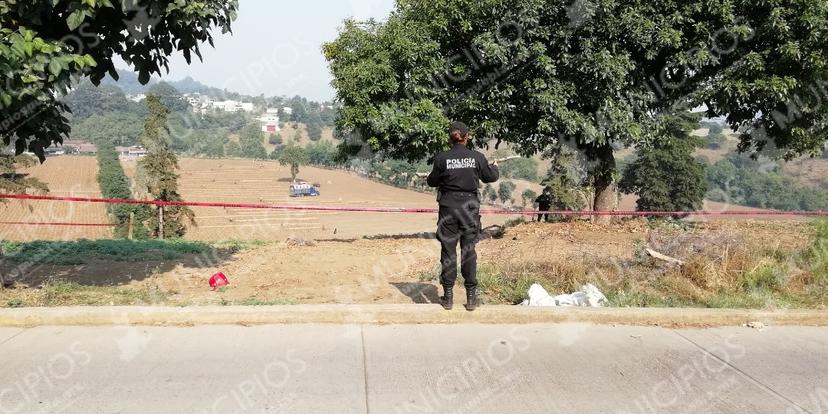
[158,205,164,240]
[128,212,135,240]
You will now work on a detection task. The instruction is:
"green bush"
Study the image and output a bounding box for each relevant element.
[742,262,786,292]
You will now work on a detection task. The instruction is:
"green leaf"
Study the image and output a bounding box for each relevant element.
[0,92,12,108]
[48,59,64,76]
[138,70,151,85]
[67,10,86,31]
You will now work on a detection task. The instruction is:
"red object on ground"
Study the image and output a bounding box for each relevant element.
[209,272,229,290]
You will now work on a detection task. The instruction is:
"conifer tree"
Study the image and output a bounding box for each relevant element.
[136,95,194,238]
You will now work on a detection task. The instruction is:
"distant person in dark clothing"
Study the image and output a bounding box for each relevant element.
[535,188,552,222]
[426,121,500,311]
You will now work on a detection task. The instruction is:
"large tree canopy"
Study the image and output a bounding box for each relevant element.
[325,0,828,211]
[1,0,238,160]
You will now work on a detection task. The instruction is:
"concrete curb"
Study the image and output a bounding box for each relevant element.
[1,305,827,327]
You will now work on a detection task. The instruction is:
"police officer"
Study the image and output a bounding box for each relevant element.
[426,121,499,311]
[535,188,552,222]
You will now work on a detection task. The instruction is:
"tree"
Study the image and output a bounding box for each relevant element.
[325,1,828,219]
[307,122,323,141]
[542,145,589,213]
[521,189,537,208]
[269,133,284,146]
[706,153,828,211]
[136,95,194,238]
[620,112,708,214]
[225,141,242,158]
[481,183,494,204]
[63,81,130,119]
[1,0,238,160]
[147,82,190,113]
[306,141,338,167]
[278,144,308,182]
[72,111,145,146]
[238,123,268,159]
[96,144,152,239]
[0,153,47,200]
[497,181,516,205]
[501,157,539,182]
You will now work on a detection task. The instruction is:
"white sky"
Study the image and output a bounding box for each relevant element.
[118,0,395,101]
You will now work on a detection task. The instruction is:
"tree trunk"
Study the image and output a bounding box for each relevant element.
[592,145,618,224]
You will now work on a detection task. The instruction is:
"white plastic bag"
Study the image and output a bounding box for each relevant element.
[519,283,608,307]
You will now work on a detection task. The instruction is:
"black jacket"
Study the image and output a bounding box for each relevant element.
[427,143,499,195]
[535,193,552,208]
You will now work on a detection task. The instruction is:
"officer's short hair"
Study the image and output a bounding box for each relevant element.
[449,121,469,142]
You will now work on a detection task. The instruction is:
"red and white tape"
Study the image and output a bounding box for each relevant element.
[2,193,827,218]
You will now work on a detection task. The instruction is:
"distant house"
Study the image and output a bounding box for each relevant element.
[115,146,148,159]
[61,140,98,155]
[212,100,255,113]
[282,107,293,115]
[127,94,146,103]
[259,108,281,133]
[45,147,66,156]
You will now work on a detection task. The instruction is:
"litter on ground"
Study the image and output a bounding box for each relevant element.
[519,283,608,307]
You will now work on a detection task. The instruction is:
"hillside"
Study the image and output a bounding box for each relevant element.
[266,122,337,152]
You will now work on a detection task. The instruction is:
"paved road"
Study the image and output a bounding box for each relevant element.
[0,324,826,414]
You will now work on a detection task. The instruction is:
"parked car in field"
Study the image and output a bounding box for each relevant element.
[289,182,320,197]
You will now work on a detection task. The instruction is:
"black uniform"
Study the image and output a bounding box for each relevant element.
[427,143,499,291]
[535,192,552,222]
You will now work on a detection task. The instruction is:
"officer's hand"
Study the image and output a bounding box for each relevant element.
[492,159,499,167]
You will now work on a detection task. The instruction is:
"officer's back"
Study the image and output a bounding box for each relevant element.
[427,135,499,204]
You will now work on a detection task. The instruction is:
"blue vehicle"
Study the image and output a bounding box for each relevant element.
[289,182,320,197]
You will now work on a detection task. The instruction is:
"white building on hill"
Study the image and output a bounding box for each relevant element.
[212,100,255,113]
[259,108,281,134]
[127,94,146,103]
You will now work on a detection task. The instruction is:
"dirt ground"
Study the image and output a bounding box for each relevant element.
[0,156,110,241]
[121,157,511,241]
[3,219,813,306]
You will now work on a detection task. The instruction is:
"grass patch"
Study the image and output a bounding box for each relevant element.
[478,265,536,304]
[234,296,298,306]
[1,280,171,307]
[0,239,216,265]
[801,219,828,286]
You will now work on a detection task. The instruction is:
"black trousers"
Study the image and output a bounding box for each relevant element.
[436,197,481,290]
[537,205,551,222]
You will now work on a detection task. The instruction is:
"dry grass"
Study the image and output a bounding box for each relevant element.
[478,220,828,309]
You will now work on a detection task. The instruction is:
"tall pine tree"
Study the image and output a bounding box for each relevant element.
[136,95,195,239]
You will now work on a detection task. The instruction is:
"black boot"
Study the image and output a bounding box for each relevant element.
[440,286,454,310]
[465,288,479,311]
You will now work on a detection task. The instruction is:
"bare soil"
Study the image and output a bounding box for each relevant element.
[3,219,814,307]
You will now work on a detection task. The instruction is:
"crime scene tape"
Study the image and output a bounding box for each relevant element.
[1,193,827,217]
[0,221,117,227]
